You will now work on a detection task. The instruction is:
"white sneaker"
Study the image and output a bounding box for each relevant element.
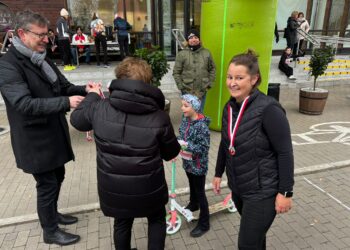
[288,75,296,80]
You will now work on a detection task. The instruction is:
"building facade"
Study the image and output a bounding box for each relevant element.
[1,0,350,56]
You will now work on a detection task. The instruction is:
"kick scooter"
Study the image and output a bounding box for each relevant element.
[166,159,194,234]
[166,159,237,234]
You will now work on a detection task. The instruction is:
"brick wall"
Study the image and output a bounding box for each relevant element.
[1,0,67,36]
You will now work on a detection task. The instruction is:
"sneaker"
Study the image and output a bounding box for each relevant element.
[69,65,76,70]
[288,75,296,80]
[103,64,110,68]
[63,65,73,71]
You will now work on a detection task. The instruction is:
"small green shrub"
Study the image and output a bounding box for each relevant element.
[134,46,170,88]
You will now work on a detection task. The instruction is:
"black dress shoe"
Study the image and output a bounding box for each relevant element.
[190,225,209,238]
[44,228,80,245]
[185,203,199,212]
[58,213,78,225]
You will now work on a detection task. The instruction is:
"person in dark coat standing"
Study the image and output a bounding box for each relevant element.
[0,10,98,246]
[70,57,181,250]
[285,11,299,59]
[113,14,131,59]
[212,50,294,249]
[56,8,75,71]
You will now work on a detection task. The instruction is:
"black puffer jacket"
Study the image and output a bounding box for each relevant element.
[216,90,282,199]
[70,79,180,218]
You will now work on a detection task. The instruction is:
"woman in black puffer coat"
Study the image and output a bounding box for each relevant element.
[70,57,181,250]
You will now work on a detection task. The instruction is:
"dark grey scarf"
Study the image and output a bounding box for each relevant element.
[12,36,58,84]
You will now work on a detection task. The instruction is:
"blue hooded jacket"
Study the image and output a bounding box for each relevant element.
[178,115,210,175]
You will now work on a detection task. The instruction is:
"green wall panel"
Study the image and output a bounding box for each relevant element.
[201,0,278,130]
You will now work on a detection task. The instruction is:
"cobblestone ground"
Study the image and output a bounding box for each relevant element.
[0,85,349,220]
[1,167,350,249]
[0,84,349,249]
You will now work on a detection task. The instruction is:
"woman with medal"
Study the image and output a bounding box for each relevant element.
[212,50,294,250]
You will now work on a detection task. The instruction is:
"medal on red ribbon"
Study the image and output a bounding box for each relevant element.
[227,96,250,156]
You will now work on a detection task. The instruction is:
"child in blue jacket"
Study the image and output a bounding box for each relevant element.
[178,94,210,238]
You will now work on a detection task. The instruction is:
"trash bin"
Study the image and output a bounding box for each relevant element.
[267,83,280,102]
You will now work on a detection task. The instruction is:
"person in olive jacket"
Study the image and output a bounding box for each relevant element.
[0,10,97,246]
[70,57,181,250]
[173,29,216,113]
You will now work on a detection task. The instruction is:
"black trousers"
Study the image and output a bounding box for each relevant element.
[278,63,293,77]
[232,194,276,250]
[186,172,209,229]
[118,36,129,59]
[292,42,298,59]
[95,33,108,65]
[58,39,72,66]
[114,207,166,250]
[32,166,65,233]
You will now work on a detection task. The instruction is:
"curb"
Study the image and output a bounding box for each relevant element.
[0,162,349,228]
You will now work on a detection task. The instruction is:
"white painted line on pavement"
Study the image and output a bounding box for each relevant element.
[295,160,350,175]
[303,177,350,211]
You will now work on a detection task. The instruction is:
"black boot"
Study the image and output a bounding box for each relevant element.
[185,203,199,212]
[43,228,80,245]
[58,213,78,225]
[190,224,209,238]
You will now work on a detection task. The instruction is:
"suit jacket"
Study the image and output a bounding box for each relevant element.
[0,46,86,174]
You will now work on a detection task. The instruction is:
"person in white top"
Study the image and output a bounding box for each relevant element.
[297,12,310,57]
[90,13,109,68]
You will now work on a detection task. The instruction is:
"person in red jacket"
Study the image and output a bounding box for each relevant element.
[71,26,91,65]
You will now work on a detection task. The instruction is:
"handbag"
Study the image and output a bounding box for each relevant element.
[283,28,287,38]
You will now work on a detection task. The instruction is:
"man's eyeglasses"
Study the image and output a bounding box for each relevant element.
[24,29,49,39]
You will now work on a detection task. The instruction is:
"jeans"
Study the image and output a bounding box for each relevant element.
[232,194,276,250]
[32,166,65,233]
[71,47,91,64]
[113,207,166,250]
[186,172,209,230]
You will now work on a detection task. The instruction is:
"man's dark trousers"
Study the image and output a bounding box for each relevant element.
[33,166,65,233]
[118,35,129,59]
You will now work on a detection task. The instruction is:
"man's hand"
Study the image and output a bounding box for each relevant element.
[85,81,102,93]
[212,177,222,194]
[275,193,292,214]
[69,96,85,109]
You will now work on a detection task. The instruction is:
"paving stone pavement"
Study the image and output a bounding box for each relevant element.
[0,75,350,249]
[1,167,350,249]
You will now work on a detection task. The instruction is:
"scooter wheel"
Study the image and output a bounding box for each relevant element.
[166,214,182,235]
[227,199,237,213]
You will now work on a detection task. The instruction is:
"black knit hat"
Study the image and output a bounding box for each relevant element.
[187,29,200,40]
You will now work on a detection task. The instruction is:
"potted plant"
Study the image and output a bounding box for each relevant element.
[134,46,171,112]
[299,45,334,115]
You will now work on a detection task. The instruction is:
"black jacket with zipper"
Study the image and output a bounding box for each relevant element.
[70,79,181,218]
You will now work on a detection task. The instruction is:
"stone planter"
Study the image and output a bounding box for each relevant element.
[299,88,329,115]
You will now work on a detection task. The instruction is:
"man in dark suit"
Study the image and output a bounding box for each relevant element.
[0,10,97,246]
